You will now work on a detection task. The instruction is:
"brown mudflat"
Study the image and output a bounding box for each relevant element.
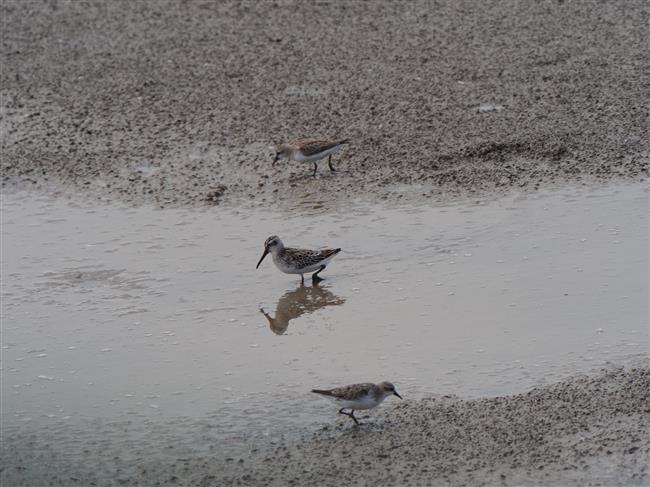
[216,365,650,487]
[1,1,648,485]
[1,0,648,209]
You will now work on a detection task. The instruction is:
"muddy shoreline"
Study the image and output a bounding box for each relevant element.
[2,1,649,485]
[2,365,648,486]
[217,365,650,487]
[235,365,650,487]
[1,0,648,209]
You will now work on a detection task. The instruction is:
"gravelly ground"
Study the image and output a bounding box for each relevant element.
[219,365,650,487]
[1,0,648,209]
[2,365,648,486]
[1,1,648,485]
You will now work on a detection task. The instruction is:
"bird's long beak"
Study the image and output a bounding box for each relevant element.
[272,153,279,165]
[256,248,270,269]
[394,391,402,399]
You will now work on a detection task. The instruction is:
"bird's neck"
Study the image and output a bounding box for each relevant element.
[371,386,389,401]
[270,245,285,258]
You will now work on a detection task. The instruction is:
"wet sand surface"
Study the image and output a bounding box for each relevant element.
[2,0,650,485]
[212,364,650,487]
[1,0,648,209]
[4,365,648,486]
[2,182,648,485]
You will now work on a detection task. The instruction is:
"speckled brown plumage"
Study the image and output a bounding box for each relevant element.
[288,138,349,157]
[278,247,340,270]
[312,383,382,401]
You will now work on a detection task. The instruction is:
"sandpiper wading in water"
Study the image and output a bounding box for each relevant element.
[256,235,341,283]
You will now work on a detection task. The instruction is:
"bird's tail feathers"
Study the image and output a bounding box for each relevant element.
[311,389,334,396]
[319,248,342,258]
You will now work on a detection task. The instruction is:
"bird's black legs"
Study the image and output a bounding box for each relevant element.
[300,274,305,284]
[349,410,359,425]
[338,408,360,425]
[328,155,336,172]
[312,157,336,176]
[312,265,326,282]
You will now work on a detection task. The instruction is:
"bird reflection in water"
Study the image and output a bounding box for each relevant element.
[260,282,345,335]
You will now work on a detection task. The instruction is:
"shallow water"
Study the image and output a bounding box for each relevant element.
[1,182,648,477]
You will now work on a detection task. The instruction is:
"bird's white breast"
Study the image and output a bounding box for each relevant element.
[272,252,336,274]
[271,253,311,274]
[331,393,383,410]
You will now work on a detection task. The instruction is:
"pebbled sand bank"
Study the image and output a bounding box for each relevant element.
[1,1,648,485]
[1,0,648,209]
[3,365,647,486]
[207,365,650,486]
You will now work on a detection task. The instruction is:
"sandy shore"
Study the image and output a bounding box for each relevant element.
[1,1,649,485]
[213,365,650,487]
[2,365,648,486]
[1,0,648,209]
[154,366,650,486]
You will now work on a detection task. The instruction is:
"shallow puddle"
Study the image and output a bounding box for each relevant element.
[1,182,648,470]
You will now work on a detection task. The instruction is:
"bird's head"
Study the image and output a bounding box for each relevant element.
[379,381,402,399]
[256,235,283,268]
[271,144,290,165]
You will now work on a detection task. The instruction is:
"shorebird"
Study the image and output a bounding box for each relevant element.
[272,138,349,176]
[311,381,402,425]
[256,235,341,283]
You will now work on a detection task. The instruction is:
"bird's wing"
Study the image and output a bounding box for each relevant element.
[284,248,327,268]
[291,139,342,156]
[329,383,375,400]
